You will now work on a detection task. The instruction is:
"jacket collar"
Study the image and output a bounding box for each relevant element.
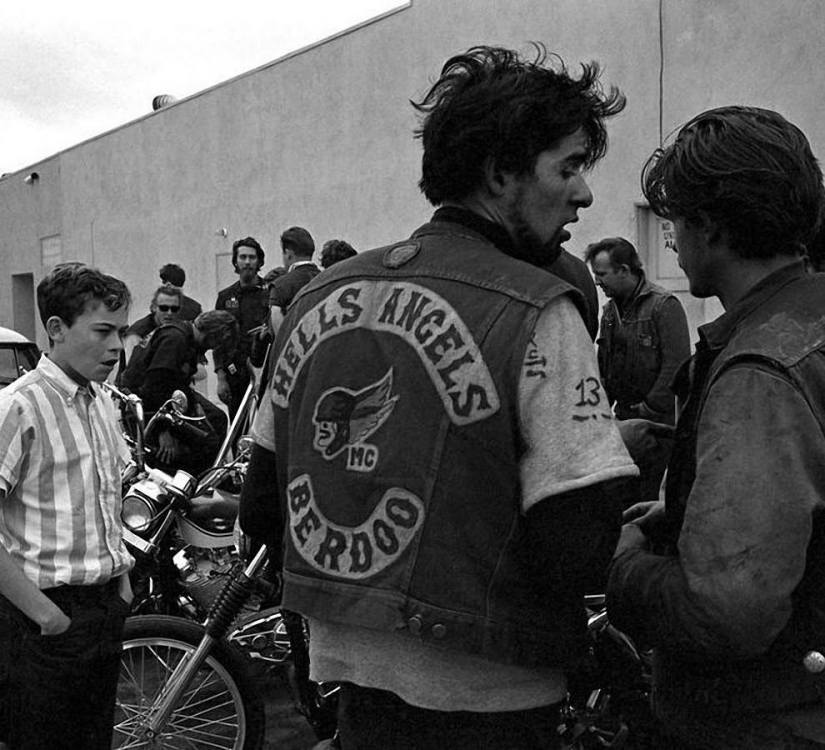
[697,259,808,353]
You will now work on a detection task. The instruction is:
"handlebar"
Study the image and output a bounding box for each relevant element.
[101,382,147,470]
[144,391,209,443]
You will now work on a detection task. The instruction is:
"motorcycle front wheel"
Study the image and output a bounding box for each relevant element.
[113,615,265,749]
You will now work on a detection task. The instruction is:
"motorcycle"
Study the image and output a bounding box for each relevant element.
[113,539,338,749]
[106,378,295,658]
[108,380,656,748]
[104,380,258,621]
[559,594,654,749]
[105,380,331,748]
[116,560,654,750]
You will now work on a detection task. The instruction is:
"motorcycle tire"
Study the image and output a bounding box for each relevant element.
[113,615,266,750]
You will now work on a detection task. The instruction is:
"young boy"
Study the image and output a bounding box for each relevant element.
[0,262,134,749]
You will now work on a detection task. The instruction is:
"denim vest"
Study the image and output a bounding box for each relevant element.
[597,276,677,422]
[662,264,825,712]
[270,220,589,668]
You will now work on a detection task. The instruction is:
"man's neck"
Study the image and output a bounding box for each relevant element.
[433,203,514,255]
[288,258,314,269]
[47,353,90,389]
[238,274,259,289]
[616,275,643,309]
[717,255,801,309]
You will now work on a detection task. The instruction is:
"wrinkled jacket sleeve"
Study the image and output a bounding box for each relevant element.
[643,297,691,415]
[607,362,825,658]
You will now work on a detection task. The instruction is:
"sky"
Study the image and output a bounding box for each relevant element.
[0,0,403,175]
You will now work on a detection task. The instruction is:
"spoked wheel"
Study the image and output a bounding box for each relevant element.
[113,615,265,749]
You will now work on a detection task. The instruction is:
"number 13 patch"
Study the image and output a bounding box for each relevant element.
[572,377,613,422]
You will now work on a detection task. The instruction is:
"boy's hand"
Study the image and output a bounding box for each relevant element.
[38,602,71,636]
[118,573,134,607]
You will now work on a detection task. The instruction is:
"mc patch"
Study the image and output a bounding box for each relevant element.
[312,369,398,472]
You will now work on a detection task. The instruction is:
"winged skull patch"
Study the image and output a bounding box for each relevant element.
[312,369,399,472]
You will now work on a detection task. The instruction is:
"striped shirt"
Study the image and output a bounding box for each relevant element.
[0,355,133,589]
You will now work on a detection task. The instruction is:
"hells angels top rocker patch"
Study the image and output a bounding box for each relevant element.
[273,280,501,579]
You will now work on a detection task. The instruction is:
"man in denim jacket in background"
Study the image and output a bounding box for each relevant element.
[586,237,690,425]
[586,237,690,502]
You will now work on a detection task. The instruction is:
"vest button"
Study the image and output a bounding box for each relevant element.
[432,623,447,639]
[408,616,423,634]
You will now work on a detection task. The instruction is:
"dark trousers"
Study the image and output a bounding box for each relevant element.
[0,580,129,750]
[337,682,561,750]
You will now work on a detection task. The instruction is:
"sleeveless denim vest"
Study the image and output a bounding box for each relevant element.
[662,265,825,711]
[269,220,590,668]
[597,276,678,422]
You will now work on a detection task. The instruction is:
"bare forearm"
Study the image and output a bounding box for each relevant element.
[0,544,66,632]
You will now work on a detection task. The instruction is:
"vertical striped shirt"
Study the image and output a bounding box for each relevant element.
[0,355,133,589]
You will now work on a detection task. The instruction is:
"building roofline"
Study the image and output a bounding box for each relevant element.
[1,2,411,178]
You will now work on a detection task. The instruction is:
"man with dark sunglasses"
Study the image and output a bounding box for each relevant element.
[121,283,183,366]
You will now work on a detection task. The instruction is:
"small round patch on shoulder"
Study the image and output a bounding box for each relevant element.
[383,242,420,269]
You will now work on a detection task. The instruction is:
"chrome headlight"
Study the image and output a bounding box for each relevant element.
[122,493,155,532]
[122,478,166,533]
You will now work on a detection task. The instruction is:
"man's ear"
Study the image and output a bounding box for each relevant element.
[482,157,511,197]
[45,316,66,343]
[697,211,725,247]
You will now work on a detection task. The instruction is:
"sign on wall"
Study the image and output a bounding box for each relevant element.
[656,218,683,279]
[635,205,686,289]
[40,235,62,267]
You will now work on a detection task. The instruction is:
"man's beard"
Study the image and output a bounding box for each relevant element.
[238,266,258,283]
[504,195,564,267]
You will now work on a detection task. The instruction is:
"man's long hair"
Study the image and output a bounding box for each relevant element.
[642,106,824,259]
[411,43,626,206]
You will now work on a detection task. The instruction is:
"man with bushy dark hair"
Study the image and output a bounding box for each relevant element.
[215,236,269,418]
[241,44,636,748]
[320,239,358,269]
[608,106,825,749]
[0,262,133,749]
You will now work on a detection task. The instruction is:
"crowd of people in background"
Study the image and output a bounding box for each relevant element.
[1,40,825,750]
